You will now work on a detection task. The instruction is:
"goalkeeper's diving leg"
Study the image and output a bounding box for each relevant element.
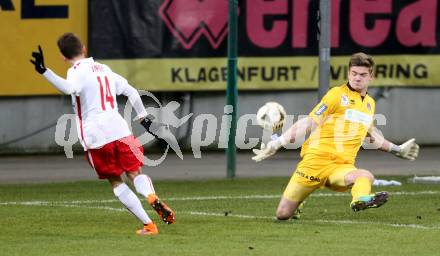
[328,169,389,212]
[277,177,316,220]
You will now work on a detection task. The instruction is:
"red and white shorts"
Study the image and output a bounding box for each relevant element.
[85,135,144,179]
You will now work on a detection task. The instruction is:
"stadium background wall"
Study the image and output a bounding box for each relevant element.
[0,0,439,153]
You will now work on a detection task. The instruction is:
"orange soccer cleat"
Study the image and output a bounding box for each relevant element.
[148,194,175,224]
[136,222,159,236]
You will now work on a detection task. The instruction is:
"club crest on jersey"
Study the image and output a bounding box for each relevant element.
[367,102,372,111]
[315,104,328,116]
[341,95,349,106]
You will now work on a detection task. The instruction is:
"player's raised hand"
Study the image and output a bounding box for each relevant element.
[252,136,286,162]
[141,117,166,139]
[140,116,170,149]
[394,138,419,161]
[30,45,47,74]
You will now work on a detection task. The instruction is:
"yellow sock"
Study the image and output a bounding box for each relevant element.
[351,177,372,203]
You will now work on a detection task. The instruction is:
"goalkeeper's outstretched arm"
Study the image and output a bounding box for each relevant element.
[252,116,318,162]
[366,126,419,161]
[281,116,318,145]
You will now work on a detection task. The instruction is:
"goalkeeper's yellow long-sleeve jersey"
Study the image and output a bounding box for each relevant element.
[300,83,376,164]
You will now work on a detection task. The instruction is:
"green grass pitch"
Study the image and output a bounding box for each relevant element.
[1,176,439,255]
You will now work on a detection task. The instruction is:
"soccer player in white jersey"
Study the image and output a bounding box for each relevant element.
[30,33,174,235]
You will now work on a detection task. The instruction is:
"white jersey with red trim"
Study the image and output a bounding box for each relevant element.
[43,57,147,150]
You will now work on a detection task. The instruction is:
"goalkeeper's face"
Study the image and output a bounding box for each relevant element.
[348,66,373,95]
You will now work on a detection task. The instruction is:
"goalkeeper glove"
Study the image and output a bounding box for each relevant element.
[390,138,419,161]
[30,45,47,74]
[252,135,288,162]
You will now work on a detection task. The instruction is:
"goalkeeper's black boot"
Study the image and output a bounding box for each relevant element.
[351,191,389,212]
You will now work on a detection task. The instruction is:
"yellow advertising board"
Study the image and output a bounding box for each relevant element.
[101,55,439,91]
[0,0,87,96]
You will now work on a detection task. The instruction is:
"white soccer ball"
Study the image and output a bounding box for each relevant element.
[256,102,286,132]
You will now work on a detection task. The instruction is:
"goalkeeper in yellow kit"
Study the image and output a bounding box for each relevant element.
[252,53,419,219]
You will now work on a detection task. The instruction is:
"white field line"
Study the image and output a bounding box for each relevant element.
[185,211,440,230]
[0,201,126,212]
[165,190,440,201]
[3,201,436,230]
[1,198,439,230]
[54,204,127,212]
[1,190,439,206]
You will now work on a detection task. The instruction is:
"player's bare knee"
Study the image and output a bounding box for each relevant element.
[276,204,296,220]
[276,216,290,221]
[108,177,123,189]
[276,210,292,221]
[126,170,142,181]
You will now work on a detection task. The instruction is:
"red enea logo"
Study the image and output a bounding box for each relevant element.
[159,0,229,49]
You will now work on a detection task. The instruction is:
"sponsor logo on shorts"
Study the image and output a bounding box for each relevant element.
[296,170,321,182]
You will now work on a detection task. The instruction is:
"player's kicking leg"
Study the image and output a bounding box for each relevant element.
[109,177,159,235]
[350,191,389,212]
[147,193,175,224]
[277,197,304,220]
[127,170,175,224]
[342,169,389,212]
[277,178,315,220]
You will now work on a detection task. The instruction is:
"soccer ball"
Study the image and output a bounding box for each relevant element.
[256,102,286,132]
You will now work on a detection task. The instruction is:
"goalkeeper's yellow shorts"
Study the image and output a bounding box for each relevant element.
[283,154,356,202]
